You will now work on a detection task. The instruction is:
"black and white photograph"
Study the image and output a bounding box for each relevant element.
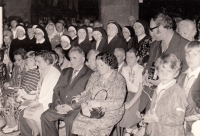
[0,0,200,136]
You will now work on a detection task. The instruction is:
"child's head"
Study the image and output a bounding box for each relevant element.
[54,46,65,58]
[155,53,181,84]
[26,51,36,68]
[126,48,139,67]
[185,41,200,71]
[50,50,59,65]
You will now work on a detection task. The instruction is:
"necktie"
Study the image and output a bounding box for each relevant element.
[70,70,79,84]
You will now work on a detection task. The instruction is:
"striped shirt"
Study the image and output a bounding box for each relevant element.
[21,67,40,93]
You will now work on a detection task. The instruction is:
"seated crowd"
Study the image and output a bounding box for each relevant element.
[0,13,200,136]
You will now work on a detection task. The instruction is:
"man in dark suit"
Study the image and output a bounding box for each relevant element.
[139,13,189,115]
[40,46,93,136]
[19,47,93,136]
[114,48,127,74]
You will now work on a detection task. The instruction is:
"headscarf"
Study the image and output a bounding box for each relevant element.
[123,26,135,37]
[93,27,107,38]
[45,23,58,38]
[68,25,77,35]
[35,25,50,43]
[135,20,150,36]
[77,26,89,41]
[107,22,123,37]
[60,35,71,50]
[16,24,28,38]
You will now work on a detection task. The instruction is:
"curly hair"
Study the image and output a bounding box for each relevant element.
[153,13,174,29]
[13,48,27,60]
[96,52,118,69]
[35,50,53,65]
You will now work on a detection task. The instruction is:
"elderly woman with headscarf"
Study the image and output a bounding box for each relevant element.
[9,24,29,62]
[46,23,60,50]
[87,26,95,42]
[68,25,78,42]
[103,22,127,54]
[72,26,92,54]
[133,20,151,65]
[56,35,72,61]
[72,52,126,136]
[91,27,107,52]
[122,26,135,50]
[33,25,52,52]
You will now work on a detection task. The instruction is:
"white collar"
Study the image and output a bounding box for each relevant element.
[73,65,84,73]
[72,35,77,40]
[108,36,115,43]
[36,38,45,44]
[137,34,146,42]
[58,32,63,36]
[28,66,37,70]
[157,79,176,94]
[63,44,71,50]
[18,35,26,40]
[119,61,124,68]
[126,37,131,42]
[78,39,84,44]
[185,66,200,79]
[128,63,139,71]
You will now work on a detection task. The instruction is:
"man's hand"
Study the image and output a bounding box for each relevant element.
[142,70,151,87]
[143,110,158,123]
[148,79,161,86]
[56,104,72,114]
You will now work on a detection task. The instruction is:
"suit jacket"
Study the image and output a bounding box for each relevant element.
[103,35,127,54]
[91,38,107,52]
[52,65,93,109]
[144,40,162,73]
[178,72,200,116]
[118,61,127,74]
[163,32,189,73]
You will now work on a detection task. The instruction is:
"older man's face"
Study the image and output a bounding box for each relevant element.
[56,23,64,33]
[69,51,84,70]
[150,19,162,41]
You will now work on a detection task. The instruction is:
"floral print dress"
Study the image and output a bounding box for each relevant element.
[72,71,126,136]
[0,66,26,118]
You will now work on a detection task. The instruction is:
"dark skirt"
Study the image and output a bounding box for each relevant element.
[119,91,141,128]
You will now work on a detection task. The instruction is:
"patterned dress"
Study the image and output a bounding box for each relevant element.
[138,36,151,65]
[0,66,26,118]
[72,71,126,136]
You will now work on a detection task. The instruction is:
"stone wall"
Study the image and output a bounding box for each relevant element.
[100,0,139,27]
[4,0,31,22]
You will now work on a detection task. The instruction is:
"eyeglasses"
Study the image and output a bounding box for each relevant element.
[149,26,159,32]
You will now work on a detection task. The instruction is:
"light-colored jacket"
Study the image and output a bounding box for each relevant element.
[147,83,187,136]
[38,65,60,111]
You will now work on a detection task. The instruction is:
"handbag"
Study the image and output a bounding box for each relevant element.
[80,89,108,119]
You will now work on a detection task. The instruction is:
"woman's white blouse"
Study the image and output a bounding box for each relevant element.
[121,63,143,93]
[38,65,61,111]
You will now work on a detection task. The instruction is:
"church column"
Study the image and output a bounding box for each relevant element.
[100,0,139,27]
